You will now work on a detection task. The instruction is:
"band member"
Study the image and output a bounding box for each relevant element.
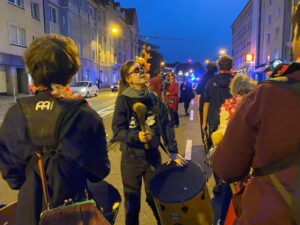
[112,60,186,225]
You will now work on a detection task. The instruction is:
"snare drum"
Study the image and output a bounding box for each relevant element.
[149,161,214,225]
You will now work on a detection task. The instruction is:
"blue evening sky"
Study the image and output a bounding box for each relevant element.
[118,0,248,64]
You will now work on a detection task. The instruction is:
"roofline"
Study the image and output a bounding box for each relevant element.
[231,0,253,27]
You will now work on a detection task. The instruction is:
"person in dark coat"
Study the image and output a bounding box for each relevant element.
[166,72,180,127]
[195,62,217,142]
[112,60,186,225]
[212,5,300,225]
[0,34,110,225]
[180,77,194,116]
[202,56,233,149]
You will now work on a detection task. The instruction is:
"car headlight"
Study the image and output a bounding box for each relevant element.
[80,88,87,92]
[110,86,114,88]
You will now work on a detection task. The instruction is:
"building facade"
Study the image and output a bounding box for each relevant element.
[231,0,254,72]
[0,0,139,95]
[232,0,298,81]
[0,0,44,95]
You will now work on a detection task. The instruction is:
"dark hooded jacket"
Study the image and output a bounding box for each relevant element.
[196,71,215,111]
[0,91,110,225]
[203,73,232,126]
[112,88,178,156]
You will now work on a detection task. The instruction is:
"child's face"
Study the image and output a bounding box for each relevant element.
[293,24,300,60]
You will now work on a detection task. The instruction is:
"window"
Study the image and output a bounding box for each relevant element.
[267,33,271,44]
[276,7,280,18]
[268,14,272,25]
[31,2,40,20]
[8,0,24,8]
[275,27,280,39]
[274,48,279,59]
[50,6,57,23]
[9,24,26,47]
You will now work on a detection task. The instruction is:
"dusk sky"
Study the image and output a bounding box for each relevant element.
[118,0,248,64]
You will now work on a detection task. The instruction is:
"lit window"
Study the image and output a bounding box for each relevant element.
[31,2,40,20]
[50,6,57,23]
[8,0,24,8]
[9,24,26,47]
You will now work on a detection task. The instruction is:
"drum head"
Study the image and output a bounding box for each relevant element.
[149,161,206,203]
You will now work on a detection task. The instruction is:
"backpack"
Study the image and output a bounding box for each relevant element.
[17,92,110,225]
[252,77,300,225]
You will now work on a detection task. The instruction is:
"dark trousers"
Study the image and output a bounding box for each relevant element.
[168,108,179,126]
[121,149,161,225]
[183,100,191,114]
[199,110,205,145]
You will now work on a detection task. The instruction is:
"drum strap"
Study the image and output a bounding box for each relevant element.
[150,93,170,156]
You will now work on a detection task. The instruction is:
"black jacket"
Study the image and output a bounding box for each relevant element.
[203,73,232,126]
[196,71,215,111]
[0,91,110,225]
[180,81,194,102]
[112,92,178,155]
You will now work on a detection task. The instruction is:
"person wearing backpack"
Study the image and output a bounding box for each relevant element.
[112,60,186,225]
[211,3,300,225]
[0,34,110,225]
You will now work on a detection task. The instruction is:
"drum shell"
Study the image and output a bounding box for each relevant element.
[149,161,214,225]
[153,186,213,225]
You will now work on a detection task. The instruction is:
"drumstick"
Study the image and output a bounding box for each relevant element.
[133,102,149,149]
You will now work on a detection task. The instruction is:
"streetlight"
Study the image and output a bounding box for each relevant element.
[160,61,165,66]
[219,49,227,57]
[205,59,210,65]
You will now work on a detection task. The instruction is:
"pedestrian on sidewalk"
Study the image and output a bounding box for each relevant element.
[195,62,217,143]
[150,70,163,99]
[180,77,195,116]
[166,72,180,127]
[0,34,110,225]
[112,60,186,225]
[212,4,300,224]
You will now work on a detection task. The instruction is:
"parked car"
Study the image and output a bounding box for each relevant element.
[70,81,98,98]
[111,82,119,92]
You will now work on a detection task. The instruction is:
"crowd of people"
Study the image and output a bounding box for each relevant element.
[0,2,299,225]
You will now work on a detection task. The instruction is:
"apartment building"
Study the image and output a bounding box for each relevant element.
[0,0,44,95]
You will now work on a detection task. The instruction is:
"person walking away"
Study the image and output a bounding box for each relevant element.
[202,56,233,195]
[212,4,300,225]
[180,77,195,116]
[202,56,233,150]
[150,70,163,99]
[195,62,217,143]
[166,73,180,127]
[0,34,110,225]
[112,61,186,225]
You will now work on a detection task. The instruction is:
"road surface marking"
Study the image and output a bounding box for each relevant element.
[185,139,193,160]
[97,104,115,114]
[190,109,194,121]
